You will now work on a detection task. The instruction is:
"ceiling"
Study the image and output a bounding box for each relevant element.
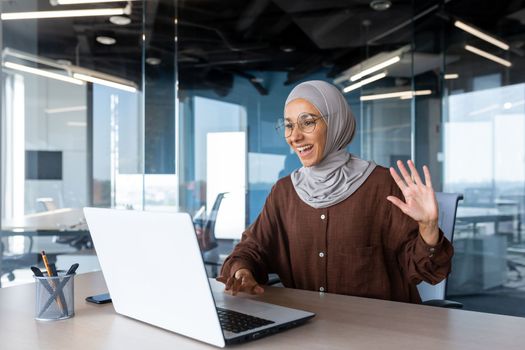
[1,0,524,95]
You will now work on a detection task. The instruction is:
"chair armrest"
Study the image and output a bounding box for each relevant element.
[267,275,281,286]
[422,299,463,309]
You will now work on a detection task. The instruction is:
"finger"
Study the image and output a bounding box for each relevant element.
[397,160,414,186]
[216,276,227,284]
[252,285,264,294]
[407,160,423,186]
[225,276,235,291]
[423,165,433,188]
[386,195,410,214]
[240,276,261,294]
[231,276,242,296]
[389,167,407,190]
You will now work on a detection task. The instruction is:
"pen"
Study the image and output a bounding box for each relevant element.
[30,266,55,295]
[40,251,66,315]
[66,263,79,275]
[41,251,54,277]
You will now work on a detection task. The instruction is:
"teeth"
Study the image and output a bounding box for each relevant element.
[297,145,313,152]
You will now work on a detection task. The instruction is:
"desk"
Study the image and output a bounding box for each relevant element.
[456,206,516,237]
[1,271,524,350]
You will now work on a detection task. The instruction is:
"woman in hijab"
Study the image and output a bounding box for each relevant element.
[217,80,453,303]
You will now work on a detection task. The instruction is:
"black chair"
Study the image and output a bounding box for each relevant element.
[194,192,227,253]
[417,192,464,308]
[0,236,57,287]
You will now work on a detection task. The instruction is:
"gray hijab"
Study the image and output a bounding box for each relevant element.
[286,80,376,209]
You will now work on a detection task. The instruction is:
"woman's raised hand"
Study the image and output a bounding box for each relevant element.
[216,268,264,296]
[387,160,439,246]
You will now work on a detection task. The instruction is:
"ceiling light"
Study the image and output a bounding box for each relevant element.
[45,106,87,114]
[1,8,126,20]
[444,73,459,80]
[109,15,131,25]
[454,20,509,51]
[280,45,295,53]
[96,36,116,45]
[3,62,84,85]
[52,0,135,4]
[146,57,161,66]
[343,72,387,93]
[67,121,87,127]
[360,89,432,101]
[350,56,400,82]
[465,45,512,67]
[73,73,136,92]
[370,0,392,11]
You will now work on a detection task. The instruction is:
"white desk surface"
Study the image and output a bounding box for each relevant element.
[0,271,523,350]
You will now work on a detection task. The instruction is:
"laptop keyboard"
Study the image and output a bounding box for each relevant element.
[216,307,275,334]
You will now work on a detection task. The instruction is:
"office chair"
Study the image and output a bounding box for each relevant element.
[417,192,464,308]
[0,237,57,287]
[194,192,227,252]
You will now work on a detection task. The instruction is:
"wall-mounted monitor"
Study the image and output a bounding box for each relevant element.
[25,150,63,180]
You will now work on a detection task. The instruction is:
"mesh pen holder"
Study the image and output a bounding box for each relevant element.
[34,272,75,321]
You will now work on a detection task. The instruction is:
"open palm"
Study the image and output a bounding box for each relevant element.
[387,160,438,226]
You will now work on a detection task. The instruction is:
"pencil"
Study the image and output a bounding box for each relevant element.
[41,251,66,315]
[41,251,53,277]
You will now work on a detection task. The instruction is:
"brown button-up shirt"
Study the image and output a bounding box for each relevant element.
[221,166,453,303]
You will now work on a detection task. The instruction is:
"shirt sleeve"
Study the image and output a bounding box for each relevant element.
[220,185,280,285]
[384,178,454,286]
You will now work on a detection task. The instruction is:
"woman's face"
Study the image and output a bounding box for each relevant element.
[284,98,327,167]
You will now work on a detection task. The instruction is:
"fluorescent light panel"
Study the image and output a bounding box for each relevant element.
[444,73,459,80]
[350,56,400,82]
[45,106,87,114]
[454,20,509,51]
[3,62,84,85]
[343,72,386,93]
[465,45,512,67]
[55,0,134,4]
[1,8,125,20]
[73,73,137,92]
[360,90,432,101]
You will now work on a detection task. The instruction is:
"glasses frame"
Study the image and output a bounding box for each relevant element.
[275,113,323,138]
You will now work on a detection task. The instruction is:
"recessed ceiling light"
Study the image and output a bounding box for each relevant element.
[280,45,295,53]
[109,15,131,25]
[96,36,116,45]
[370,0,392,11]
[146,57,161,65]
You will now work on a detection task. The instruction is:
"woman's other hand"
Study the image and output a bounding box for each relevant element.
[387,160,439,246]
[216,268,265,295]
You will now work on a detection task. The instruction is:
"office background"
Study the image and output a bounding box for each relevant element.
[1,0,524,320]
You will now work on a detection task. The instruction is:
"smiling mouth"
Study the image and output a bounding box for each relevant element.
[296,144,313,157]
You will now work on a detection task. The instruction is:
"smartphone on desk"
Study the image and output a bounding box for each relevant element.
[86,292,112,304]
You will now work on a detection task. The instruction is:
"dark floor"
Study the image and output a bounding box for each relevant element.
[448,251,525,317]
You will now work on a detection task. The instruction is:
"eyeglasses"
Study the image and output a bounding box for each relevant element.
[275,113,322,138]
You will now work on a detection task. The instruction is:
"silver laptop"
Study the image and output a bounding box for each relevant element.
[83,208,314,347]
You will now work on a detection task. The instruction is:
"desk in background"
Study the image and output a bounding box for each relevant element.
[0,271,524,350]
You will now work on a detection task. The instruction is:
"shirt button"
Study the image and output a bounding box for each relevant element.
[319,252,325,258]
[319,287,325,292]
[320,214,326,220]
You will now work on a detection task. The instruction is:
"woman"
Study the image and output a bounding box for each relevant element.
[217,80,453,303]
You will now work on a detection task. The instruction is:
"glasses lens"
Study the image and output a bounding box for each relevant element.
[276,118,291,137]
[299,114,317,133]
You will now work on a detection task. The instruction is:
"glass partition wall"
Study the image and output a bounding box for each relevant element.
[0,0,176,287]
[1,0,525,319]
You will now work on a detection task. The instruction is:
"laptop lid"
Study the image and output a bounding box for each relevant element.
[83,208,226,348]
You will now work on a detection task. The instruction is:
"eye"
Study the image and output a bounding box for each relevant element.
[284,122,293,129]
[303,120,316,127]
